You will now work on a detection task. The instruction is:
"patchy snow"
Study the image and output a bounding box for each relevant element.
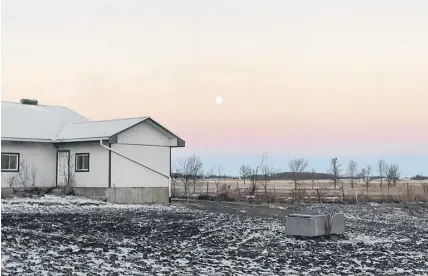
[1,196,428,275]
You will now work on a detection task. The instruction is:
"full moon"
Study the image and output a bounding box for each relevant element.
[216,96,223,105]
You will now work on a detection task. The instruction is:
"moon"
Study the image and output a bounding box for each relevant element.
[216,96,223,105]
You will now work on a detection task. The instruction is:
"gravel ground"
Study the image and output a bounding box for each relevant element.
[1,196,428,275]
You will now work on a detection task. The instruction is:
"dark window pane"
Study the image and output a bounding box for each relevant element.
[76,156,81,170]
[83,156,89,170]
[1,155,9,170]
[9,155,18,170]
[79,156,84,170]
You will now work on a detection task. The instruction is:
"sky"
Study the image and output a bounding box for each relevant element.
[1,0,428,176]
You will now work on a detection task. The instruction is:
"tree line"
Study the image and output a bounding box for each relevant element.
[174,154,422,193]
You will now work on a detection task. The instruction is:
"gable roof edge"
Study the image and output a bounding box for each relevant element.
[146,118,185,147]
[109,117,185,147]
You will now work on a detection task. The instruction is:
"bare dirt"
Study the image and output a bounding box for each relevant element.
[2,196,428,275]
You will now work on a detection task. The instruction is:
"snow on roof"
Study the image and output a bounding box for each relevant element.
[1,100,184,145]
[1,101,89,141]
[55,117,148,141]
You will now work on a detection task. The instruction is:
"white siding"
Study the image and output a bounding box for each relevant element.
[111,144,170,188]
[57,142,109,187]
[117,121,178,146]
[1,142,56,187]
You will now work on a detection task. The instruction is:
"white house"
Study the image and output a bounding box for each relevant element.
[1,99,185,203]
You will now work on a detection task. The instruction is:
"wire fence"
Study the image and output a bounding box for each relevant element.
[171,179,428,203]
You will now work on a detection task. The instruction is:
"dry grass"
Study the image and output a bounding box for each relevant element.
[172,179,428,203]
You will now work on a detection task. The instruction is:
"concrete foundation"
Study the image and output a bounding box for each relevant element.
[73,187,169,204]
[107,187,169,204]
[2,186,169,204]
[1,188,15,199]
[285,213,345,237]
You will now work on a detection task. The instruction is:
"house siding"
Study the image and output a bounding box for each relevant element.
[1,141,56,188]
[117,121,178,146]
[111,120,173,190]
[110,144,170,188]
[57,142,109,187]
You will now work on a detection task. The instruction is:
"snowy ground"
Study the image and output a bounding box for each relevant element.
[1,196,428,275]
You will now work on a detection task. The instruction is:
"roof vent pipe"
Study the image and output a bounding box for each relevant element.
[20,99,38,105]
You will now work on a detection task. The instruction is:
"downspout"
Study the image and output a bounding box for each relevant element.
[169,174,172,203]
[169,147,172,202]
[99,140,171,185]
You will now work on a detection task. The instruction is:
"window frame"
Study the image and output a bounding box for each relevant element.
[75,153,90,172]
[1,152,20,172]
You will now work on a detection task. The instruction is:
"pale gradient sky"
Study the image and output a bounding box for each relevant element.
[2,0,428,176]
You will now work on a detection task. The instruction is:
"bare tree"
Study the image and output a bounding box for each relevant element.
[377,160,388,190]
[310,169,316,189]
[248,153,267,195]
[261,165,279,194]
[328,158,342,188]
[365,165,372,185]
[239,165,251,185]
[4,173,17,189]
[176,154,203,200]
[385,164,400,198]
[190,157,203,194]
[387,164,400,187]
[248,168,257,195]
[289,158,309,189]
[4,158,43,191]
[218,172,233,197]
[212,165,223,194]
[364,165,372,195]
[347,160,358,188]
[58,153,75,194]
[358,168,367,184]
[204,166,215,195]
[216,165,224,194]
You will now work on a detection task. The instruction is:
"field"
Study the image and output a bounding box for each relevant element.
[172,179,428,202]
[2,195,428,275]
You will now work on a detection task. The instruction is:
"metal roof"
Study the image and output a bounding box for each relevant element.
[55,117,148,142]
[1,101,184,146]
[1,101,89,141]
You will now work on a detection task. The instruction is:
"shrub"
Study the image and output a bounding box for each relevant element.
[197,194,215,201]
[215,194,235,202]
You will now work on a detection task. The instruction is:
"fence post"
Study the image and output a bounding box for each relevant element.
[292,189,295,204]
[273,182,276,198]
[366,182,369,201]
[387,180,390,201]
[173,180,176,197]
[407,182,409,201]
[342,188,345,202]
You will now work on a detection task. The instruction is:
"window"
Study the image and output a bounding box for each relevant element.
[1,153,19,172]
[75,153,90,172]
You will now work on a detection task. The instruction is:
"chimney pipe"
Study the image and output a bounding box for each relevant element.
[20,99,38,105]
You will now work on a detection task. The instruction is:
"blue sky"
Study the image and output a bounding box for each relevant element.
[172,152,427,178]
